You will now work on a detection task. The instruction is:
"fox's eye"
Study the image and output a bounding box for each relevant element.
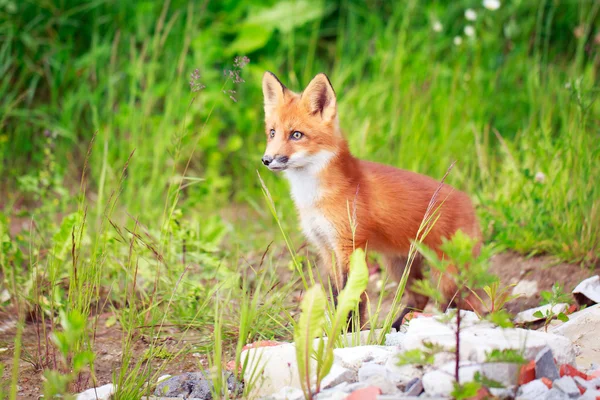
[291,131,303,140]
[269,129,275,138]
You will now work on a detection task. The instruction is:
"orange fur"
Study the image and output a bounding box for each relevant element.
[261,72,483,330]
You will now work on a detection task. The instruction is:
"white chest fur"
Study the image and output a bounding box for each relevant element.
[284,151,337,250]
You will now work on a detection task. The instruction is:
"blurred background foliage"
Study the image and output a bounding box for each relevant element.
[0,0,599,264]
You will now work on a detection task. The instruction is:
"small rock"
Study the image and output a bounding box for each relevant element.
[384,358,423,388]
[402,315,576,365]
[551,305,600,367]
[333,346,393,371]
[579,390,600,400]
[482,362,520,387]
[154,371,241,399]
[156,375,171,384]
[76,384,115,400]
[403,377,423,396]
[545,388,570,400]
[358,363,387,382]
[515,303,569,324]
[517,379,550,399]
[553,376,580,398]
[512,280,539,298]
[314,388,348,400]
[321,364,356,389]
[242,343,300,398]
[384,332,405,347]
[491,387,517,399]
[573,276,600,306]
[422,362,482,397]
[536,347,560,381]
[573,376,595,391]
[361,375,398,395]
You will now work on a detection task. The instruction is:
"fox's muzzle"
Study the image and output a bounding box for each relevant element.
[262,154,289,171]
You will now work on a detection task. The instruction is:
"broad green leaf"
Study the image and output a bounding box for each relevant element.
[244,0,333,33]
[451,381,482,400]
[334,249,369,320]
[294,284,327,398]
[228,24,273,55]
[557,312,569,322]
[532,310,544,318]
[51,212,79,260]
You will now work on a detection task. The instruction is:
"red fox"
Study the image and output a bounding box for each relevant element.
[261,71,483,330]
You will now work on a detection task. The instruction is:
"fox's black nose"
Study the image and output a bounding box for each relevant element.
[262,155,273,166]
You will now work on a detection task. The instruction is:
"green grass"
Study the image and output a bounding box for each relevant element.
[0,0,599,398]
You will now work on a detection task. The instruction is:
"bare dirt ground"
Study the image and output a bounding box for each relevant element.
[369,251,599,324]
[1,251,598,399]
[0,312,206,399]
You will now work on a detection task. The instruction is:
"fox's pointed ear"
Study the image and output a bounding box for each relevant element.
[302,73,337,122]
[262,71,286,119]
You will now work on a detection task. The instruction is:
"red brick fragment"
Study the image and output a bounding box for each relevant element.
[519,360,536,385]
[225,360,239,372]
[589,368,600,379]
[468,387,491,400]
[242,340,283,352]
[567,304,579,314]
[560,364,589,380]
[402,311,434,324]
[541,377,553,389]
[345,386,382,400]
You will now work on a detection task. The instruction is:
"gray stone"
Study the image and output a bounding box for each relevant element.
[358,362,387,382]
[573,276,600,306]
[76,384,115,400]
[321,364,356,389]
[154,371,241,399]
[553,376,580,398]
[403,377,423,396]
[156,375,172,384]
[535,347,560,381]
[515,303,569,324]
[545,388,570,400]
[482,362,520,387]
[384,357,424,388]
[517,380,550,399]
[384,332,406,347]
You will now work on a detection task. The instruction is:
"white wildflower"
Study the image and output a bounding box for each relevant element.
[465,9,477,21]
[432,20,443,32]
[535,172,546,183]
[454,36,463,46]
[464,25,475,37]
[483,0,501,10]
